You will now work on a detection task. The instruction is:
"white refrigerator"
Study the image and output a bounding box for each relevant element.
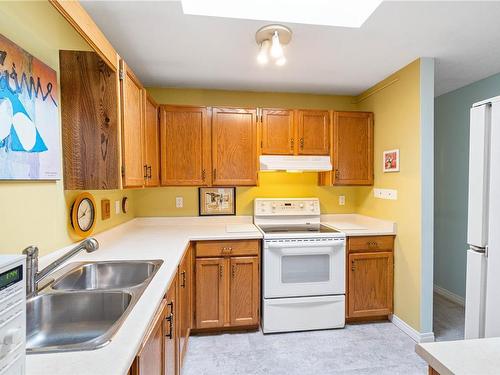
[465,95,500,339]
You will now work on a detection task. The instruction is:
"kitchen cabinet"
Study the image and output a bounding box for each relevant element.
[259,109,329,156]
[194,240,260,331]
[212,107,258,186]
[120,60,145,188]
[178,245,192,364]
[346,236,394,320]
[164,278,178,375]
[160,105,211,186]
[229,257,259,326]
[144,94,160,187]
[60,50,119,190]
[260,109,295,155]
[131,300,167,375]
[319,111,374,186]
[296,110,330,155]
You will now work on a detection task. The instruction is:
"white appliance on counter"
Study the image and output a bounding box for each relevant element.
[254,198,346,333]
[0,255,25,375]
[465,95,500,339]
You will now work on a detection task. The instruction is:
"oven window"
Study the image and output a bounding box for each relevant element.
[281,254,330,283]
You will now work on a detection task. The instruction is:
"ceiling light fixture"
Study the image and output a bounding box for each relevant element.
[181,0,383,28]
[255,25,292,67]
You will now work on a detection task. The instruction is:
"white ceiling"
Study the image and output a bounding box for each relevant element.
[81,1,500,96]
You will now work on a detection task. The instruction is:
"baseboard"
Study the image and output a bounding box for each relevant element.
[390,314,435,343]
[434,284,465,306]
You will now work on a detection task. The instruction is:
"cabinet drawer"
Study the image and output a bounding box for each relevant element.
[348,236,394,252]
[196,240,260,257]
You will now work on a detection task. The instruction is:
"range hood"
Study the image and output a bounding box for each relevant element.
[259,155,332,172]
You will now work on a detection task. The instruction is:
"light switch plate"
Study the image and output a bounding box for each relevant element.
[338,195,345,206]
[374,188,398,200]
[176,196,183,208]
[115,200,121,214]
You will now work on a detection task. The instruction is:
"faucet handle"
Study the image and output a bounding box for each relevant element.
[22,245,39,258]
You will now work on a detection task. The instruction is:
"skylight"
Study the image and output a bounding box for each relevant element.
[180,0,383,28]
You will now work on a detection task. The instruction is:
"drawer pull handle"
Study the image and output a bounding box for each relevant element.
[165,313,174,339]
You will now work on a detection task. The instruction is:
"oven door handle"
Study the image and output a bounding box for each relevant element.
[266,241,343,250]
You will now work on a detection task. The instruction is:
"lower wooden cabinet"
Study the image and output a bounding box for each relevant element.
[164,278,178,375]
[194,240,260,331]
[178,245,192,363]
[346,236,394,320]
[131,300,167,375]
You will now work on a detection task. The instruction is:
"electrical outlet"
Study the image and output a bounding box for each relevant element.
[338,195,345,206]
[373,188,398,200]
[176,196,183,208]
[115,200,121,214]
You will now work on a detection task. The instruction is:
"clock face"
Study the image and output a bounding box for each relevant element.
[77,198,94,232]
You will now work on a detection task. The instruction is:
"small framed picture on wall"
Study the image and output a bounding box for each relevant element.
[199,187,236,216]
[383,149,400,172]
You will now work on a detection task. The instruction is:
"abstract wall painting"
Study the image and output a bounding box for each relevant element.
[0,33,60,180]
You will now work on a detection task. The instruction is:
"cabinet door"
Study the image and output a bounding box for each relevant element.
[195,258,225,329]
[144,94,160,187]
[297,110,330,155]
[333,111,373,185]
[212,107,258,186]
[160,106,211,186]
[229,257,259,326]
[261,109,294,155]
[348,252,393,318]
[133,300,166,375]
[120,60,145,188]
[164,279,178,375]
[178,246,192,363]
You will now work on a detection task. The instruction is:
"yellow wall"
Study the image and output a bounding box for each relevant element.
[0,1,133,256]
[136,88,360,216]
[355,59,422,330]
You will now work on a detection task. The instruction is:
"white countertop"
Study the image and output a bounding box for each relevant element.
[416,338,500,375]
[321,214,396,236]
[27,216,262,375]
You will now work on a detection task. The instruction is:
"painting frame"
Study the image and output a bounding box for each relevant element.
[383,149,400,173]
[0,32,61,180]
[199,187,236,216]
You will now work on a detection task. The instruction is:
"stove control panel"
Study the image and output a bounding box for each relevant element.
[254,198,320,216]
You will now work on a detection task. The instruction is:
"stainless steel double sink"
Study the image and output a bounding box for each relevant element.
[26,260,163,354]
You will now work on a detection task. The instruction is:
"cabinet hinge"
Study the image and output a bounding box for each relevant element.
[121,165,125,177]
[119,68,125,81]
[260,141,263,149]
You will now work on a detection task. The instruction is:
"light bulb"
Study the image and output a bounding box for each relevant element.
[270,31,283,59]
[275,56,286,66]
[257,40,270,65]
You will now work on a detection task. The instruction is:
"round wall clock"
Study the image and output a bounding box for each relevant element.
[71,192,97,237]
[122,196,129,214]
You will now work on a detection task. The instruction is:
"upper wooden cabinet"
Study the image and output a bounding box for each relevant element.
[212,107,258,186]
[144,94,160,187]
[160,106,211,186]
[319,111,374,186]
[261,109,295,155]
[60,50,119,190]
[120,60,145,188]
[259,109,329,156]
[297,110,330,155]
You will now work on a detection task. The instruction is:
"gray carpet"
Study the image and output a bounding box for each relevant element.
[182,322,427,375]
[433,292,465,342]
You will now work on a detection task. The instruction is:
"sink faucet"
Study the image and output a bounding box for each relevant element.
[22,238,99,297]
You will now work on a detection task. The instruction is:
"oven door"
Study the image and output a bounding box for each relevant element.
[263,238,345,298]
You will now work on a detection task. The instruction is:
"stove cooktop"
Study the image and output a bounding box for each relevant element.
[258,224,339,234]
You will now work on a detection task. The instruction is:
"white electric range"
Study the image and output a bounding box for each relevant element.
[254,198,346,333]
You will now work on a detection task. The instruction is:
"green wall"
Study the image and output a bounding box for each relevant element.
[434,72,500,298]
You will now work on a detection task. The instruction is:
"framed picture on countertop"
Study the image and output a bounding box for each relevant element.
[199,187,236,216]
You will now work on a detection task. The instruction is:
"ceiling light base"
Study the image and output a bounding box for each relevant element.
[255,24,292,45]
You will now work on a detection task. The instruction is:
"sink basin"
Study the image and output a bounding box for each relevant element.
[51,260,161,291]
[26,259,163,353]
[26,291,132,353]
